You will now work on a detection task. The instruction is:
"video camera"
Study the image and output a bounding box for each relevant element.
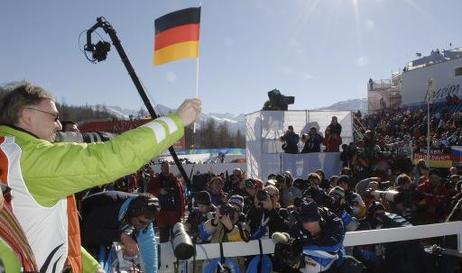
[262,89,295,111]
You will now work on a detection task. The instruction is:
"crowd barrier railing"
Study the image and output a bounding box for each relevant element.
[158,221,462,273]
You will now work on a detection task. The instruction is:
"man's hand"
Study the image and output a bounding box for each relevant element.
[120,233,139,257]
[176,98,201,127]
[96,268,105,273]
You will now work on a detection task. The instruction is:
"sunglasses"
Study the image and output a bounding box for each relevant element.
[25,107,60,122]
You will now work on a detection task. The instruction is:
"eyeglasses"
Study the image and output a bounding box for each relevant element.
[25,107,60,122]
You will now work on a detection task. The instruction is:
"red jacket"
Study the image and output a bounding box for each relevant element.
[323,135,342,152]
[147,172,186,227]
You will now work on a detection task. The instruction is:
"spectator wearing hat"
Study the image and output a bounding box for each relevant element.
[288,201,345,271]
[185,191,215,243]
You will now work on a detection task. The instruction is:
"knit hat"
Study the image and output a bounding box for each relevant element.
[300,201,321,222]
[195,191,211,206]
[228,194,244,211]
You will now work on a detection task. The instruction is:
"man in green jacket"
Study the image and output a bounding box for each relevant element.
[0,82,201,273]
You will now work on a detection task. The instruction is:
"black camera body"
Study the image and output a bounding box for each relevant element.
[262,89,295,111]
[219,204,236,216]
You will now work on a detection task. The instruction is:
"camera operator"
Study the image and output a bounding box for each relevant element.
[389,174,424,224]
[281,201,357,273]
[185,191,215,243]
[301,127,324,153]
[147,161,185,242]
[247,189,289,240]
[303,172,334,208]
[279,125,300,154]
[199,195,250,243]
[199,195,250,271]
[327,186,359,232]
[337,175,367,220]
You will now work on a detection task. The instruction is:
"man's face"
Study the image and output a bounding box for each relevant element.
[21,99,62,142]
[302,221,321,237]
[161,162,169,175]
[64,123,79,132]
[129,215,152,230]
[197,204,209,214]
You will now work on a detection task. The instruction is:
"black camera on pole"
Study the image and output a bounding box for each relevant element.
[262,89,295,111]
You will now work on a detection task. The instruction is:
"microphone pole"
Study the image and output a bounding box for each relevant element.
[86,17,191,190]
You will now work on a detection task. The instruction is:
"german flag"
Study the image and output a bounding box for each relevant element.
[154,7,201,65]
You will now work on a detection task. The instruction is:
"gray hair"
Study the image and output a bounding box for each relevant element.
[0,82,54,125]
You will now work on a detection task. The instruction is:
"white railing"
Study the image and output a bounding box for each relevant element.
[158,221,462,273]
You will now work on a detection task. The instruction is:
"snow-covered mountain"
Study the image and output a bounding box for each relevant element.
[105,98,366,133]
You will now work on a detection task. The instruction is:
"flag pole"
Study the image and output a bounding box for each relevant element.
[193,3,202,136]
[193,56,200,134]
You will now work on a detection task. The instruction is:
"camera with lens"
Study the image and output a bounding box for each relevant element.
[369,189,399,202]
[219,204,236,216]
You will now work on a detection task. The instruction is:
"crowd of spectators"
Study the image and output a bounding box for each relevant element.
[71,101,462,273]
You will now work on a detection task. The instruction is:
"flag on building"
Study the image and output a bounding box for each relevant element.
[154,7,201,65]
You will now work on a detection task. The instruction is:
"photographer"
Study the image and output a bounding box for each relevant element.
[247,189,288,240]
[303,173,332,208]
[185,191,215,243]
[389,174,424,224]
[198,195,250,243]
[284,201,351,273]
[301,127,324,153]
[327,186,359,232]
[337,175,367,220]
[147,161,185,242]
[280,126,300,154]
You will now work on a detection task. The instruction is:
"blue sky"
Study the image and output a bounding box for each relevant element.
[1,0,461,115]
